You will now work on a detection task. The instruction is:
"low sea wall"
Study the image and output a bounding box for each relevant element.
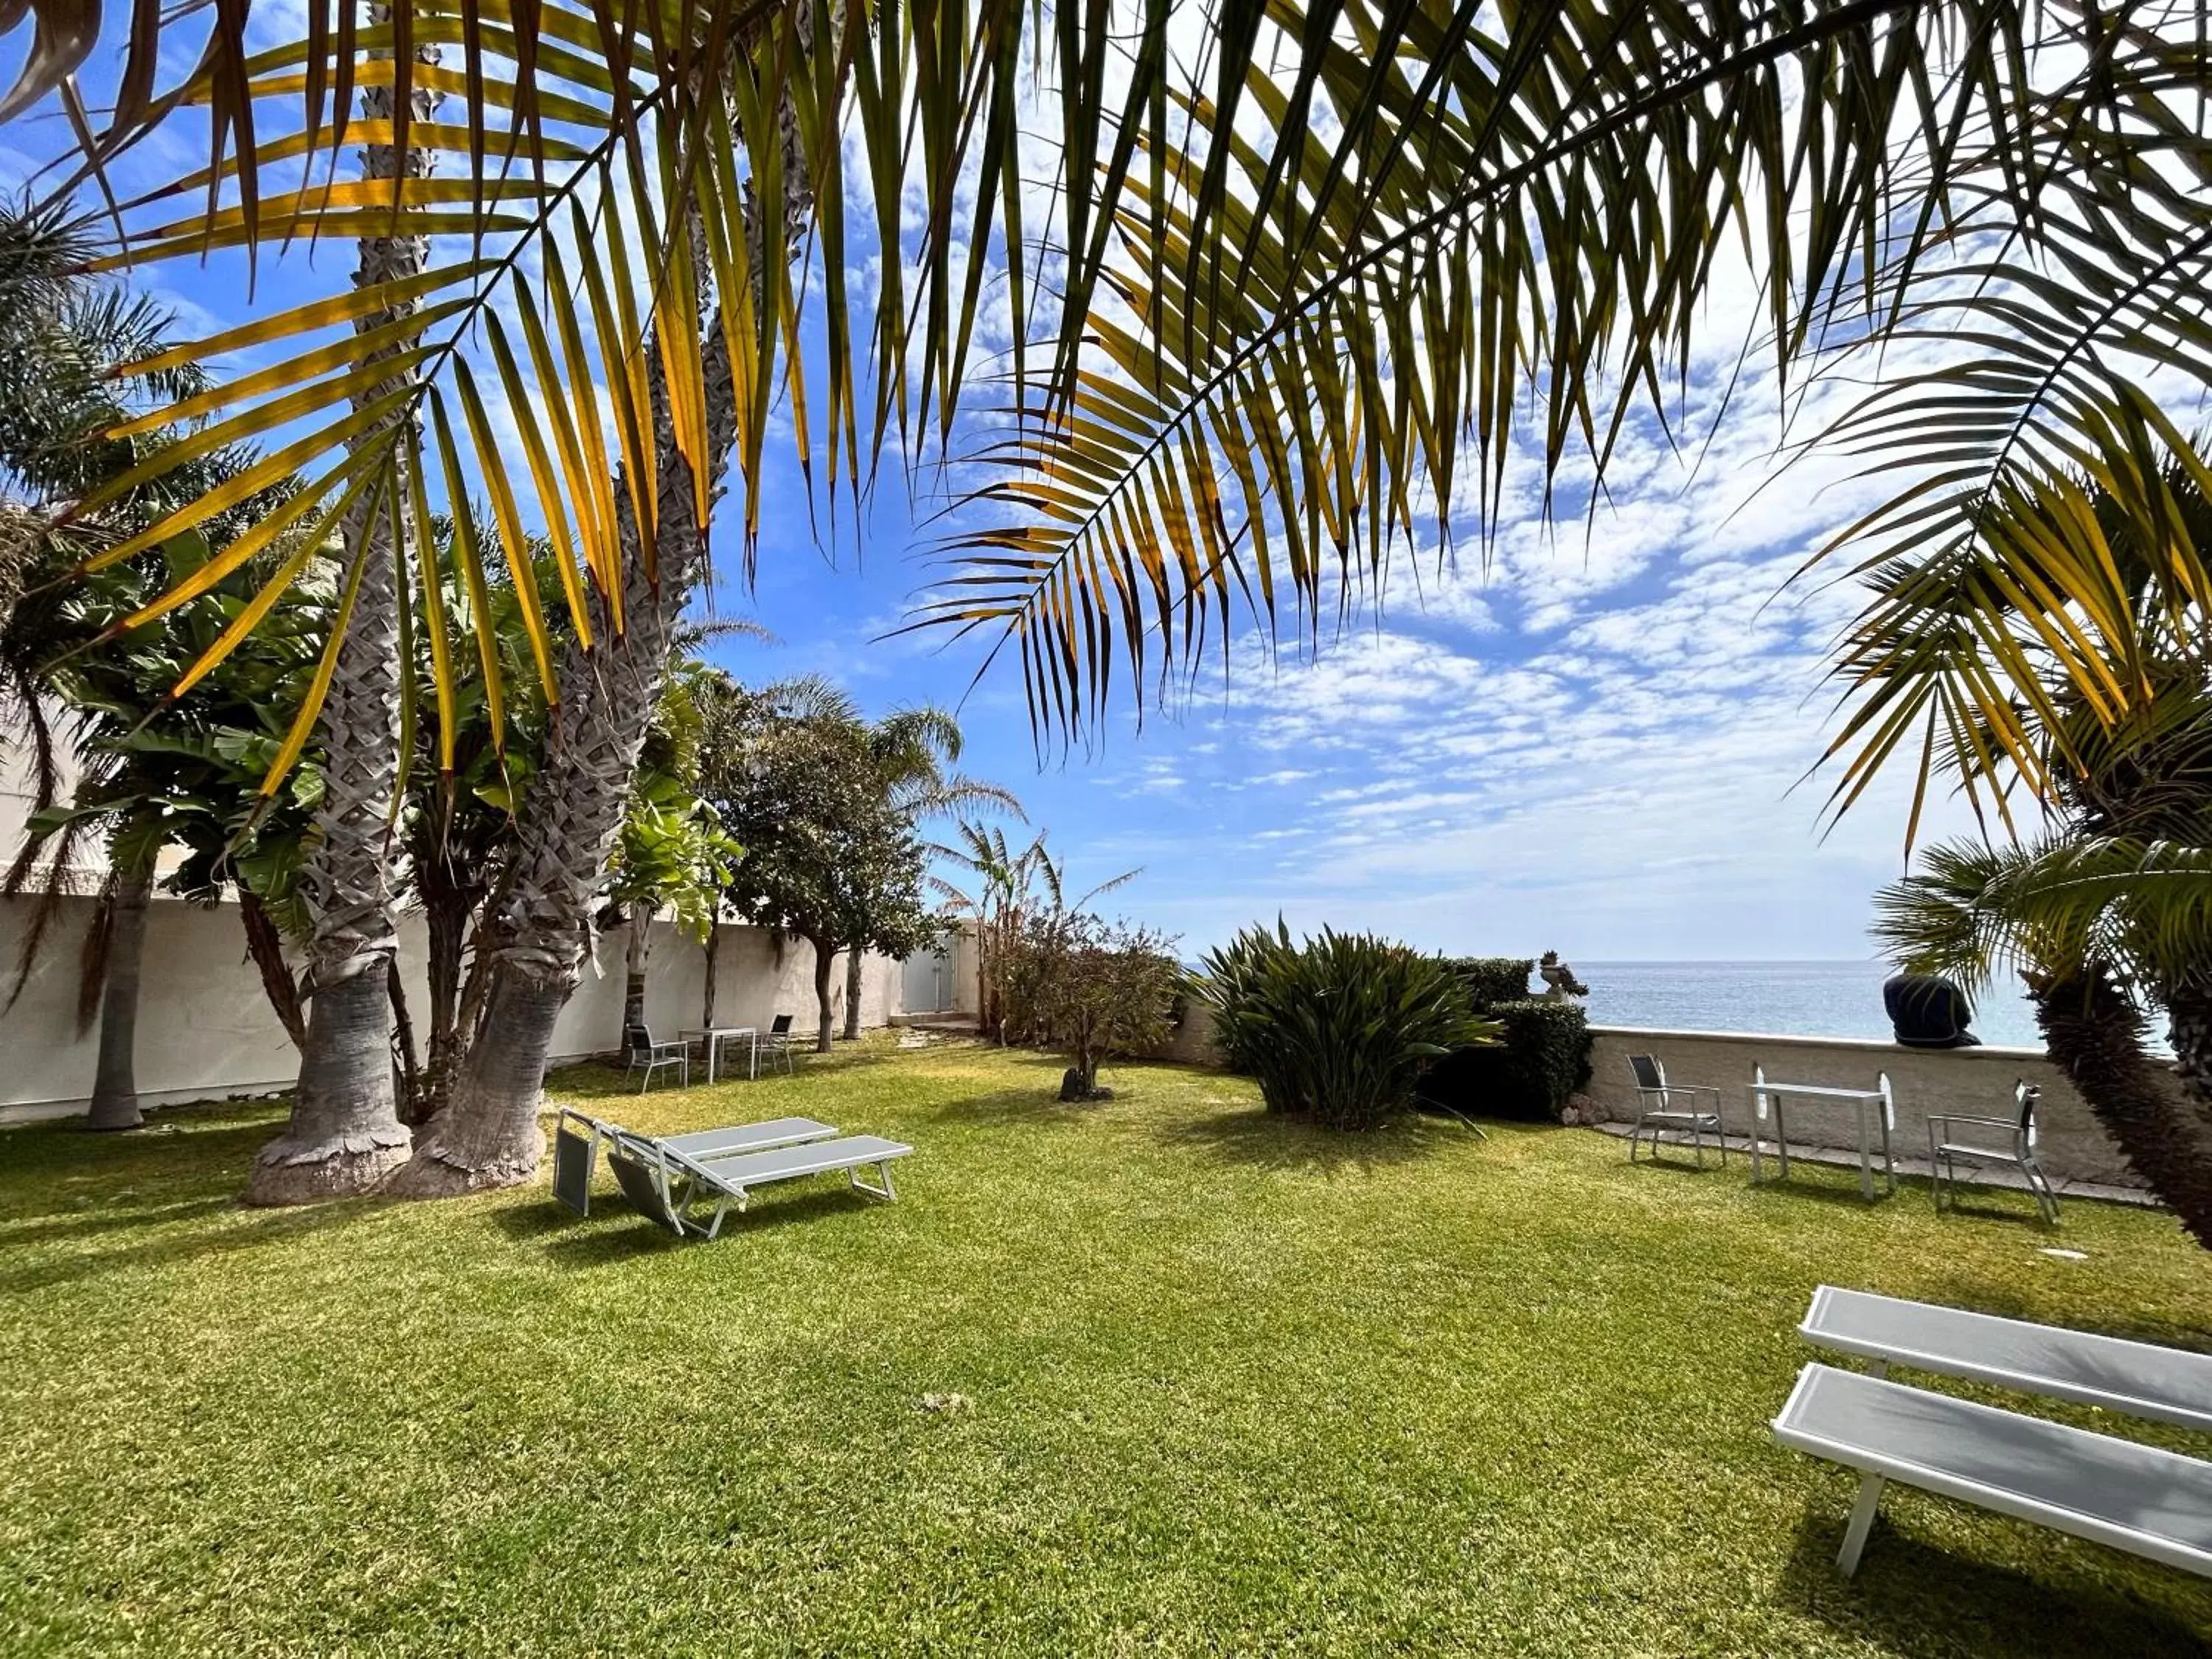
[1584,1025,2144,1190]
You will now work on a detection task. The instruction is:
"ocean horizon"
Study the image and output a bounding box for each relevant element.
[1573,959,2048,1051]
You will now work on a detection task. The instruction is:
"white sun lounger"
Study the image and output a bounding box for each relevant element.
[605,1132,913,1240]
[1801,1284,2212,1434]
[551,1110,838,1217]
[1772,1362,2212,1577]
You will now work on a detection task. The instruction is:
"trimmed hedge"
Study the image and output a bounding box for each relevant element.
[1422,998,1593,1122]
[1439,956,1535,1011]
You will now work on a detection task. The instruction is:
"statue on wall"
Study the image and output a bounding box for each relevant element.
[1538,950,1589,1002]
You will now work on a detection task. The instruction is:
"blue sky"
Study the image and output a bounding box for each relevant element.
[0,44,1969,967]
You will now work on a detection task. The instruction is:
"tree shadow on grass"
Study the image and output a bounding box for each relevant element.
[918,1085,1100,1130]
[1158,1105,1478,1175]
[0,1194,237,1248]
[501,1180,885,1267]
[0,1198,366,1296]
[1773,1507,2212,1656]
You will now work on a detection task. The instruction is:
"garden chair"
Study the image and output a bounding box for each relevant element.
[1770,1361,2212,1578]
[1927,1079,2059,1223]
[1625,1053,1727,1166]
[551,1108,841,1217]
[604,1128,914,1240]
[622,1024,692,1093]
[756,1013,799,1074]
[1798,1284,2212,1433]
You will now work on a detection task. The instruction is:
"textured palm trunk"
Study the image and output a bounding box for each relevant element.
[810,934,836,1052]
[237,888,307,1050]
[2161,974,2212,1114]
[246,24,438,1203]
[623,904,652,1034]
[416,861,480,1121]
[842,945,864,1040]
[701,926,720,1026]
[2031,967,2212,1249]
[84,848,151,1131]
[389,327,740,1196]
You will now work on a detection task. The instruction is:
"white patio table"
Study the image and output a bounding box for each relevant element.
[1746,1068,1898,1200]
[679,1026,758,1084]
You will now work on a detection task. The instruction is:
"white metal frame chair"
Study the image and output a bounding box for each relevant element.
[1627,1053,1728,1165]
[1927,1079,2059,1223]
[622,1024,693,1093]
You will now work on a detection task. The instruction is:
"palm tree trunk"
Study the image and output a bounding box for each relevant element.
[701,925,720,1026]
[842,946,864,1040]
[2161,973,2212,1113]
[246,20,436,1203]
[623,903,652,1035]
[417,861,479,1121]
[84,844,153,1131]
[2031,966,2212,1249]
[237,888,307,1050]
[389,325,740,1197]
[811,934,836,1052]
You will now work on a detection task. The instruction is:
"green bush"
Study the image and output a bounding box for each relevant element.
[1423,998,1594,1121]
[1439,956,1536,1011]
[1195,922,1496,1130]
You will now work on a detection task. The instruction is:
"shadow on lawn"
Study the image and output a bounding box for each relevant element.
[0,1197,365,1295]
[495,1179,881,1266]
[1775,1509,2211,1655]
[1159,1105,1480,1174]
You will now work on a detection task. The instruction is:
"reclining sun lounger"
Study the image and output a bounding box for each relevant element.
[605,1131,914,1240]
[1772,1361,2212,1577]
[551,1108,838,1217]
[1800,1284,2212,1433]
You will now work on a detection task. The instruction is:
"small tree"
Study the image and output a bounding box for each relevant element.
[1004,911,1180,1102]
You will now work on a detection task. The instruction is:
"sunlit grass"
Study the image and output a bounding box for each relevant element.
[2,1036,2208,1655]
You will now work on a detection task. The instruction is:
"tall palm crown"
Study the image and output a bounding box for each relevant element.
[0,2,2201,780]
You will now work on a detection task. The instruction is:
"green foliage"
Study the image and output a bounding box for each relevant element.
[1425,1001,1595,1124]
[1195,922,1494,1131]
[1001,911,1180,1098]
[1439,957,1535,1012]
[700,681,939,960]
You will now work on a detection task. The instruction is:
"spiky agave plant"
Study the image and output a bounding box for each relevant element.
[1196,922,1494,1132]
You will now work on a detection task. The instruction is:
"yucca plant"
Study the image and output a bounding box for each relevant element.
[1195,922,1495,1132]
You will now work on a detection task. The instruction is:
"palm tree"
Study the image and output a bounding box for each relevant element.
[1876,837,2212,1247]
[1849,447,2212,1239]
[931,824,1135,1043]
[0,202,289,1132]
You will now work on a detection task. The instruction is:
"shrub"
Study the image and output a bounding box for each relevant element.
[1439,956,1536,1011]
[1001,912,1181,1100]
[1196,922,1496,1130]
[1424,998,1594,1121]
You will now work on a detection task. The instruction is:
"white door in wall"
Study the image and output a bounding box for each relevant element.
[901,948,952,1014]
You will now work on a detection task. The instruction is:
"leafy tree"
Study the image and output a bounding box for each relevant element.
[702,679,944,1051]
[1002,911,1180,1102]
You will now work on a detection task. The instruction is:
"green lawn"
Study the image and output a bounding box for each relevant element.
[4,1040,2210,1657]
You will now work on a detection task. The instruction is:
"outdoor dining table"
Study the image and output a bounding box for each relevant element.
[1746,1068,1898,1200]
[680,1026,758,1083]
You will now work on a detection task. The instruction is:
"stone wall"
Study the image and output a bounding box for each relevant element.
[1583,1025,2143,1189]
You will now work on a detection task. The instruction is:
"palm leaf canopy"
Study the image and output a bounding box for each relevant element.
[898,0,2212,754]
[6,0,2211,782]
[0,0,1198,776]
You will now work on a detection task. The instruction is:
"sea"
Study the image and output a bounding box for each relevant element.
[1576,960,2048,1051]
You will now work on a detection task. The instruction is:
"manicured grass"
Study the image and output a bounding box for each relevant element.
[3,1040,2210,1657]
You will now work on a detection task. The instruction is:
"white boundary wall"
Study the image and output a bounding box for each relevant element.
[0,892,902,1121]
